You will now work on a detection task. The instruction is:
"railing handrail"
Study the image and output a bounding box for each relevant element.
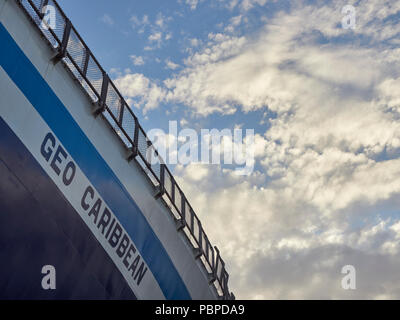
[17,0,234,299]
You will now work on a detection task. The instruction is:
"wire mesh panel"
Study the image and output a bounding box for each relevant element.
[147,145,162,180]
[80,78,98,102]
[66,28,86,72]
[20,0,43,25]
[63,54,98,104]
[192,214,201,248]
[25,0,42,10]
[105,84,121,119]
[184,200,193,230]
[134,127,161,182]
[181,201,196,247]
[63,55,83,83]
[85,55,103,99]
[202,232,214,270]
[174,186,183,217]
[201,234,209,258]
[137,127,149,161]
[104,82,124,140]
[164,170,173,199]
[120,106,135,147]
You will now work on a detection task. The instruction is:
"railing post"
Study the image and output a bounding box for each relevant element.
[127,117,139,162]
[93,72,109,117]
[118,100,125,126]
[160,164,165,193]
[221,270,230,299]
[175,218,185,231]
[175,190,186,230]
[171,179,175,204]
[190,208,194,231]
[133,117,140,155]
[52,18,71,64]
[193,223,204,259]
[214,246,221,280]
[198,222,203,249]
[207,246,216,284]
[208,272,217,284]
[155,164,166,199]
[181,194,186,222]
[193,248,202,259]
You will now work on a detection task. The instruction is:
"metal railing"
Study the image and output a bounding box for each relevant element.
[16,0,234,300]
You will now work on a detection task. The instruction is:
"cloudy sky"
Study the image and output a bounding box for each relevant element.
[58,0,400,299]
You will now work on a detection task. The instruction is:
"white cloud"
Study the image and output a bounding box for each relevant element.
[148,32,162,42]
[165,33,173,41]
[190,38,200,47]
[165,59,180,70]
[239,0,268,11]
[141,13,173,50]
[113,73,167,113]
[155,15,166,28]
[185,0,200,10]
[223,0,269,11]
[181,163,210,181]
[130,14,150,33]
[130,55,145,66]
[155,12,173,29]
[100,14,114,26]
[224,14,244,33]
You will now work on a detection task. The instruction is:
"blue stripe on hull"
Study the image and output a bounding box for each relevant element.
[0,116,137,299]
[0,22,191,299]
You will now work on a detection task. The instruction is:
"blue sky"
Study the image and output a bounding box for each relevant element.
[56,0,400,299]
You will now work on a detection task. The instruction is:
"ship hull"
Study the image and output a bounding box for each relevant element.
[0,0,222,300]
